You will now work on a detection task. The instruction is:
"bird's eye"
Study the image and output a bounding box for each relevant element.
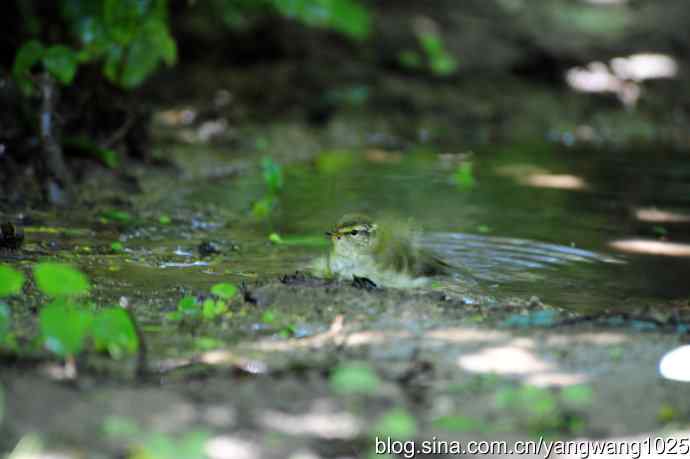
[350,230,358,236]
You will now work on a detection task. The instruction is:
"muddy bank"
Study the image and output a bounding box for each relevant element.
[2,277,689,457]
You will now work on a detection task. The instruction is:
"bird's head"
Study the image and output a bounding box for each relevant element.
[326,214,378,257]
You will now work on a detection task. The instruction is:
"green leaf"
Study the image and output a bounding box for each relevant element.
[330,361,381,395]
[201,298,227,319]
[373,408,417,440]
[111,241,124,253]
[103,415,140,438]
[99,209,132,223]
[104,0,145,44]
[210,283,237,300]
[268,233,328,247]
[63,135,120,169]
[272,0,370,40]
[560,385,592,406]
[34,263,90,297]
[261,157,283,193]
[453,163,475,190]
[177,295,197,312]
[0,265,24,297]
[12,40,44,94]
[42,45,79,84]
[40,303,93,356]
[433,415,483,432]
[252,196,277,219]
[172,295,202,320]
[261,310,275,324]
[92,308,138,358]
[116,19,177,88]
[398,50,422,69]
[430,53,458,76]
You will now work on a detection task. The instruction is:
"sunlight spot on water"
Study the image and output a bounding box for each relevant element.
[634,207,690,223]
[495,164,589,191]
[566,53,677,107]
[609,239,690,257]
[611,53,678,81]
[520,173,589,191]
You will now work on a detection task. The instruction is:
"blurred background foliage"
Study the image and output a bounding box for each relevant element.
[2,0,690,204]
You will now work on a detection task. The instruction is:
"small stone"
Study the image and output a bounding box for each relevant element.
[198,240,222,257]
[0,222,24,250]
[352,275,377,291]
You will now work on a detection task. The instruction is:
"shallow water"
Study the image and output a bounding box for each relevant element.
[8,142,690,315]
[176,142,690,311]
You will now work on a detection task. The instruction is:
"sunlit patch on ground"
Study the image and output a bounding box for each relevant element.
[205,436,260,459]
[456,339,589,387]
[634,207,690,223]
[609,239,690,256]
[258,403,361,439]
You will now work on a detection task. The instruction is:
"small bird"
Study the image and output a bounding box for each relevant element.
[317,213,451,288]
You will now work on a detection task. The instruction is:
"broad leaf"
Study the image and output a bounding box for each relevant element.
[0,265,24,297]
[92,308,138,358]
[40,303,93,356]
[210,283,237,300]
[42,45,79,84]
[34,263,90,297]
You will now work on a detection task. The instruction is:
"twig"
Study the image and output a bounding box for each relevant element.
[101,113,135,149]
[38,73,72,202]
[121,298,148,380]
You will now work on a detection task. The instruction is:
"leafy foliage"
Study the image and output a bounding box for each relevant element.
[210,282,238,300]
[373,408,417,440]
[495,384,590,435]
[330,361,381,395]
[13,0,370,93]
[33,263,90,297]
[13,0,177,92]
[268,232,329,247]
[260,309,297,337]
[398,22,458,76]
[271,0,370,40]
[168,283,237,322]
[92,308,138,358]
[105,416,210,459]
[261,156,284,194]
[40,302,94,357]
[215,0,370,40]
[0,265,25,297]
[453,163,476,190]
